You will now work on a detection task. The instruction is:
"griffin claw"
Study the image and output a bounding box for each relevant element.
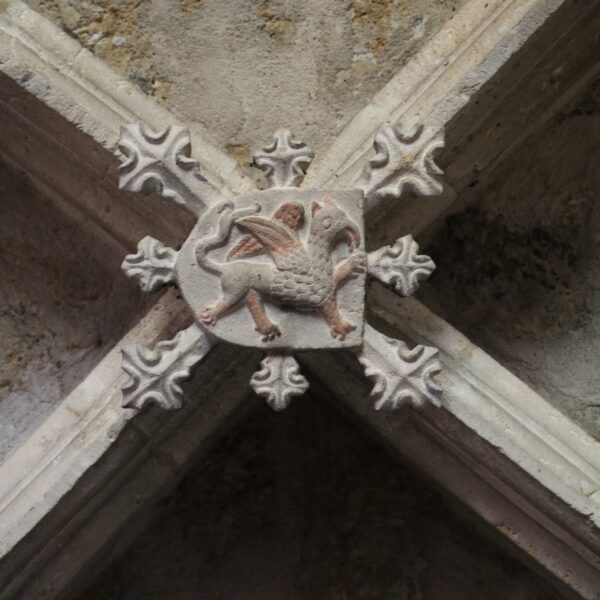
[331,321,356,340]
[350,260,367,279]
[258,324,282,342]
[200,307,217,326]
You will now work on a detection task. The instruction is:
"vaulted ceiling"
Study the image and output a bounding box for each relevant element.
[1,1,600,598]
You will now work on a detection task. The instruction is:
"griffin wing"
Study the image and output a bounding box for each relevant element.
[228,202,304,261]
[227,235,265,261]
[234,216,303,269]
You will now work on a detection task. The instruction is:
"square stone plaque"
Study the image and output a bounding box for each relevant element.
[176,188,365,349]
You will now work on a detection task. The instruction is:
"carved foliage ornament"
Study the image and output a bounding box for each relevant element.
[119,124,444,412]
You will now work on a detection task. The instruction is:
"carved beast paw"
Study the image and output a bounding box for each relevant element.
[330,319,356,341]
[258,323,282,342]
[200,306,218,326]
[348,251,367,279]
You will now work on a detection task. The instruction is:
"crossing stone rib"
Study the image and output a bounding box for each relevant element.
[1,2,600,599]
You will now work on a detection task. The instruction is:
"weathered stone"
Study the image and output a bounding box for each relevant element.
[177,188,366,349]
[250,353,308,411]
[252,128,314,188]
[359,124,444,202]
[117,119,444,407]
[358,325,441,410]
[122,323,213,410]
[368,235,435,297]
[3,3,600,599]
[27,0,465,157]
[122,236,177,292]
[78,397,567,600]
[118,123,218,213]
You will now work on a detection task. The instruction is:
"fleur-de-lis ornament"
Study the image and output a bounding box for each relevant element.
[119,124,444,412]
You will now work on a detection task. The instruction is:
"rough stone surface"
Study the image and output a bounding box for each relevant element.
[79,396,565,600]
[0,159,151,463]
[2,3,595,597]
[420,76,600,440]
[27,0,464,159]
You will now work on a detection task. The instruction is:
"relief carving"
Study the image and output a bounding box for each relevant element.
[117,124,444,412]
[368,235,435,297]
[358,325,442,410]
[118,124,215,214]
[250,353,309,411]
[122,235,177,292]
[359,124,444,201]
[194,197,365,342]
[253,128,315,188]
[122,323,213,410]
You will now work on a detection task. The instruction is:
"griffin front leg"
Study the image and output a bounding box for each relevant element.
[319,298,356,340]
[246,289,281,341]
[335,251,367,288]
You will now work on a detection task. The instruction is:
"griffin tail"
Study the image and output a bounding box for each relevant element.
[195,203,260,275]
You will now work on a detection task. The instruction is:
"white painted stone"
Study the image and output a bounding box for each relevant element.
[358,325,442,410]
[118,117,437,401]
[359,124,444,208]
[250,353,309,412]
[0,2,255,198]
[122,323,213,410]
[118,123,219,213]
[122,236,177,292]
[253,128,315,189]
[176,188,366,350]
[367,235,435,297]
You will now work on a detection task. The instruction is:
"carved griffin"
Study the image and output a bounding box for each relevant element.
[119,125,443,412]
[195,197,365,341]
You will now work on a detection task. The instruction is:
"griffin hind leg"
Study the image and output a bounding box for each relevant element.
[246,289,281,342]
[319,298,356,340]
[200,298,238,326]
[200,281,248,326]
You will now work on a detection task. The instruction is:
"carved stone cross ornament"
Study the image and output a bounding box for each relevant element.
[119,124,444,412]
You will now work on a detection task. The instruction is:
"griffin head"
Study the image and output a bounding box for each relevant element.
[310,196,361,251]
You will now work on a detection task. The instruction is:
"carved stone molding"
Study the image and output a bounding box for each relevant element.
[359,124,444,202]
[3,4,600,599]
[118,124,219,213]
[118,123,443,411]
[252,128,315,188]
[122,323,213,410]
[358,325,442,410]
[368,235,435,297]
[250,353,309,411]
[121,236,177,292]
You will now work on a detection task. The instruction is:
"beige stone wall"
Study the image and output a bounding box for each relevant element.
[27,0,464,158]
